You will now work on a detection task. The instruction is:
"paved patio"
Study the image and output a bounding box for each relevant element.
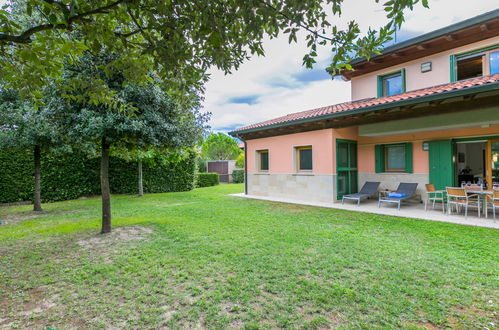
[230,193,499,229]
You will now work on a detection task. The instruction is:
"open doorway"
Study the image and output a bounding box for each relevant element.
[490,140,499,187]
[456,141,486,186]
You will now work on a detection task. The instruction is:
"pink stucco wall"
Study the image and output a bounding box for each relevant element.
[358,144,375,173]
[246,124,499,176]
[356,125,499,174]
[246,129,334,174]
[351,37,499,101]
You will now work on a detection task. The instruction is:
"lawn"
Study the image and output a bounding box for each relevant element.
[0,184,497,329]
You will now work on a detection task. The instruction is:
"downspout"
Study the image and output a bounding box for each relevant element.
[244,140,248,195]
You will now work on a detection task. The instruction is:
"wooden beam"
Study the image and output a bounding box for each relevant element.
[346,22,499,79]
[444,34,457,42]
[463,94,477,101]
[400,104,418,110]
[367,59,383,65]
[429,100,444,107]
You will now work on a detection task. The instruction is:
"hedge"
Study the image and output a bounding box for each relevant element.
[0,147,196,203]
[196,173,219,187]
[232,169,244,183]
[197,157,207,173]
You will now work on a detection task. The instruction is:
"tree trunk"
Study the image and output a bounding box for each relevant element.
[100,136,112,234]
[138,160,144,197]
[33,145,43,212]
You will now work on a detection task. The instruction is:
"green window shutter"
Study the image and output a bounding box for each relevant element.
[450,55,457,82]
[375,145,385,173]
[405,143,413,173]
[377,76,383,97]
[401,68,406,92]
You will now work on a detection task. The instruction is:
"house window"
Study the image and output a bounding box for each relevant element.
[456,54,484,80]
[377,69,406,97]
[257,150,269,171]
[490,50,499,75]
[451,45,499,81]
[296,146,313,171]
[375,143,413,173]
[385,145,406,172]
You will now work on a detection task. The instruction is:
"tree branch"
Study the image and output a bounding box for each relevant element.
[42,0,71,16]
[115,29,143,38]
[126,7,155,45]
[257,0,333,42]
[0,0,131,44]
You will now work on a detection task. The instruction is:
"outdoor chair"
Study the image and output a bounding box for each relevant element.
[425,184,446,213]
[342,181,380,205]
[486,189,499,220]
[446,187,481,219]
[378,183,418,210]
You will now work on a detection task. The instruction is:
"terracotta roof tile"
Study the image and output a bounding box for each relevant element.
[232,74,499,133]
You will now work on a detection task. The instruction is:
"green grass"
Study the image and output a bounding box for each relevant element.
[0,184,497,329]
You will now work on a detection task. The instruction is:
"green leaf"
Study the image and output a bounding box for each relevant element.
[49,14,58,24]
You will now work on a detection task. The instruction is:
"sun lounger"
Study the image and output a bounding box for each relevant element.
[378,183,418,210]
[342,182,380,205]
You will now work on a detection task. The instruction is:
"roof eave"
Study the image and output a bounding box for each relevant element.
[229,81,499,137]
[347,9,499,67]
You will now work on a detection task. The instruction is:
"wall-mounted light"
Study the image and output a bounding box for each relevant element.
[422,142,429,151]
[421,62,432,73]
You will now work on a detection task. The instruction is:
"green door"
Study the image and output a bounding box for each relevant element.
[336,139,358,200]
[429,140,455,190]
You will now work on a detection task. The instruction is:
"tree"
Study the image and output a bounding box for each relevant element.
[116,146,180,197]
[202,133,242,161]
[0,89,63,211]
[236,153,245,168]
[0,0,427,104]
[45,52,207,233]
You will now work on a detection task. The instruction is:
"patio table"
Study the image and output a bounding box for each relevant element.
[466,190,493,218]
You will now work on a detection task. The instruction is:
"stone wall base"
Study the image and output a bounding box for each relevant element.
[246,172,430,204]
[247,174,336,204]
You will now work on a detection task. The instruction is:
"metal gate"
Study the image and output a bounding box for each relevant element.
[207,161,230,183]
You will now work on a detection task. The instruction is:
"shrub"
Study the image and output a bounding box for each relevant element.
[197,173,219,187]
[232,169,244,183]
[0,147,197,203]
[197,157,207,173]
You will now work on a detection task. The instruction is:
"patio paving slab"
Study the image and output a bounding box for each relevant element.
[229,193,499,229]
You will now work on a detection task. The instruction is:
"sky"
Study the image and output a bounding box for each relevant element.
[203,0,499,134]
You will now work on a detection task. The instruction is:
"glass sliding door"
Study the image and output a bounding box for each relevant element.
[336,139,358,200]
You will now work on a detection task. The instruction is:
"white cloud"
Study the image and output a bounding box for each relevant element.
[204,0,499,133]
[208,78,351,131]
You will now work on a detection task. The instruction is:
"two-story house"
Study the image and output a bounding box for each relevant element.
[229,10,499,204]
